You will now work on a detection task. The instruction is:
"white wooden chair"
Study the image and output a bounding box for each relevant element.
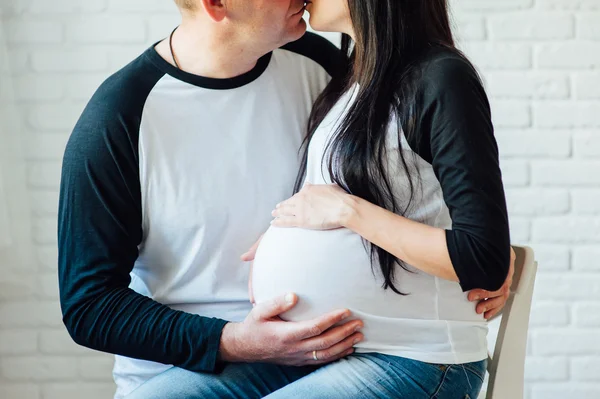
[479,246,538,399]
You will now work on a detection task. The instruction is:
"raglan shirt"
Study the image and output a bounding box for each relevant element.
[58,33,342,398]
[412,49,511,292]
[252,47,510,364]
[308,48,511,293]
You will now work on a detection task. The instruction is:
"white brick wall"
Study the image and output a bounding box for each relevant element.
[0,0,598,398]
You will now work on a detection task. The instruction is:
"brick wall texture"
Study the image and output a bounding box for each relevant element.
[1,0,599,398]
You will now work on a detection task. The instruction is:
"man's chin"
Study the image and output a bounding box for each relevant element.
[269,20,308,50]
[285,19,308,44]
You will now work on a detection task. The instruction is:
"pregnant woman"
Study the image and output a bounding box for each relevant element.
[250,0,512,398]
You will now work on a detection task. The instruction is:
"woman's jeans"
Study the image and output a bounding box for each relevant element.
[126,353,487,399]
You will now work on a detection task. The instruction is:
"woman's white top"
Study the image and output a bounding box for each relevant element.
[252,50,511,365]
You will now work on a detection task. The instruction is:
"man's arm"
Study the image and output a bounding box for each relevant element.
[58,61,362,370]
[468,247,516,320]
[58,82,229,371]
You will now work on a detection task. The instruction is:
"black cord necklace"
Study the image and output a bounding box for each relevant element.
[169,26,181,70]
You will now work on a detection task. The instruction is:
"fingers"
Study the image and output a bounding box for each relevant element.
[272,204,296,218]
[248,262,255,305]
[298,319,363,353]
[310,348,355,366]
[471,247,515,302]
[506,247,516,283]
[469,247,516,303]
[484,307,502,320]
[240,251,255,262]
[476,295,506,317]
[241,234,264,262]
[252,293,297,321]
[468,289,501,302]
[276,195,300,208]
[300,320,363,352]
[271,216,297,227]
[306,331,363,365]
[291,309,353,341]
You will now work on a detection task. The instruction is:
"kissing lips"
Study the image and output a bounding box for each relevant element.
[292,5,306,16]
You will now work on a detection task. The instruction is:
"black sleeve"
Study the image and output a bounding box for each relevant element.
[415,54,511,292]
[282,31,346,79]
[57,55,228,372]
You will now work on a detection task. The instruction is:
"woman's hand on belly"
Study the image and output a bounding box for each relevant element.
[274,183,461,284]
[271,183,353,230]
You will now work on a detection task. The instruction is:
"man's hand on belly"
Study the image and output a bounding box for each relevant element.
[218,293,364,366]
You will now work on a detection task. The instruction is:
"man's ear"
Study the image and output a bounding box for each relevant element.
[200,0,227,22]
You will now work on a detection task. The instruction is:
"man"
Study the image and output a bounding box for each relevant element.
[57,0,514,398]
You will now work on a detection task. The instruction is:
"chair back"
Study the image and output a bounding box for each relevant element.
[485,246,538,399]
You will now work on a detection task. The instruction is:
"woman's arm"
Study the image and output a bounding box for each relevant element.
[273,54,511,293]
[341,195,458,281]
[272,185,457,281]
[341,194,516,319]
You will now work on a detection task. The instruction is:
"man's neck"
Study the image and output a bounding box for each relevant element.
[155,17,266,79]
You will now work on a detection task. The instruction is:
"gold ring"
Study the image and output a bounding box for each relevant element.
[312,350,319,361]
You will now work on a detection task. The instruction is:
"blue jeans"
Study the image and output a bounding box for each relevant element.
[126,354,487,399]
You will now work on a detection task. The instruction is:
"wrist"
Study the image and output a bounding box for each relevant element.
[339,194,361,229]
[219,322,244,363]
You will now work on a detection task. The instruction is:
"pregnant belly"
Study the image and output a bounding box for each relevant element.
[252,227,487,360]
[252,226,379,321]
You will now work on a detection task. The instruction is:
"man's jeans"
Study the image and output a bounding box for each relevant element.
[126,353,487,399]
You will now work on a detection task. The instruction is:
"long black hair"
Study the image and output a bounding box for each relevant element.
[294,1,471,294]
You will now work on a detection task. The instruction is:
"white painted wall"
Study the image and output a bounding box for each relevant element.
[0,0,599,398]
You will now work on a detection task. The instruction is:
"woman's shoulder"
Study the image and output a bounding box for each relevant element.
[413,47,483,95]
[404,46,487,110]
